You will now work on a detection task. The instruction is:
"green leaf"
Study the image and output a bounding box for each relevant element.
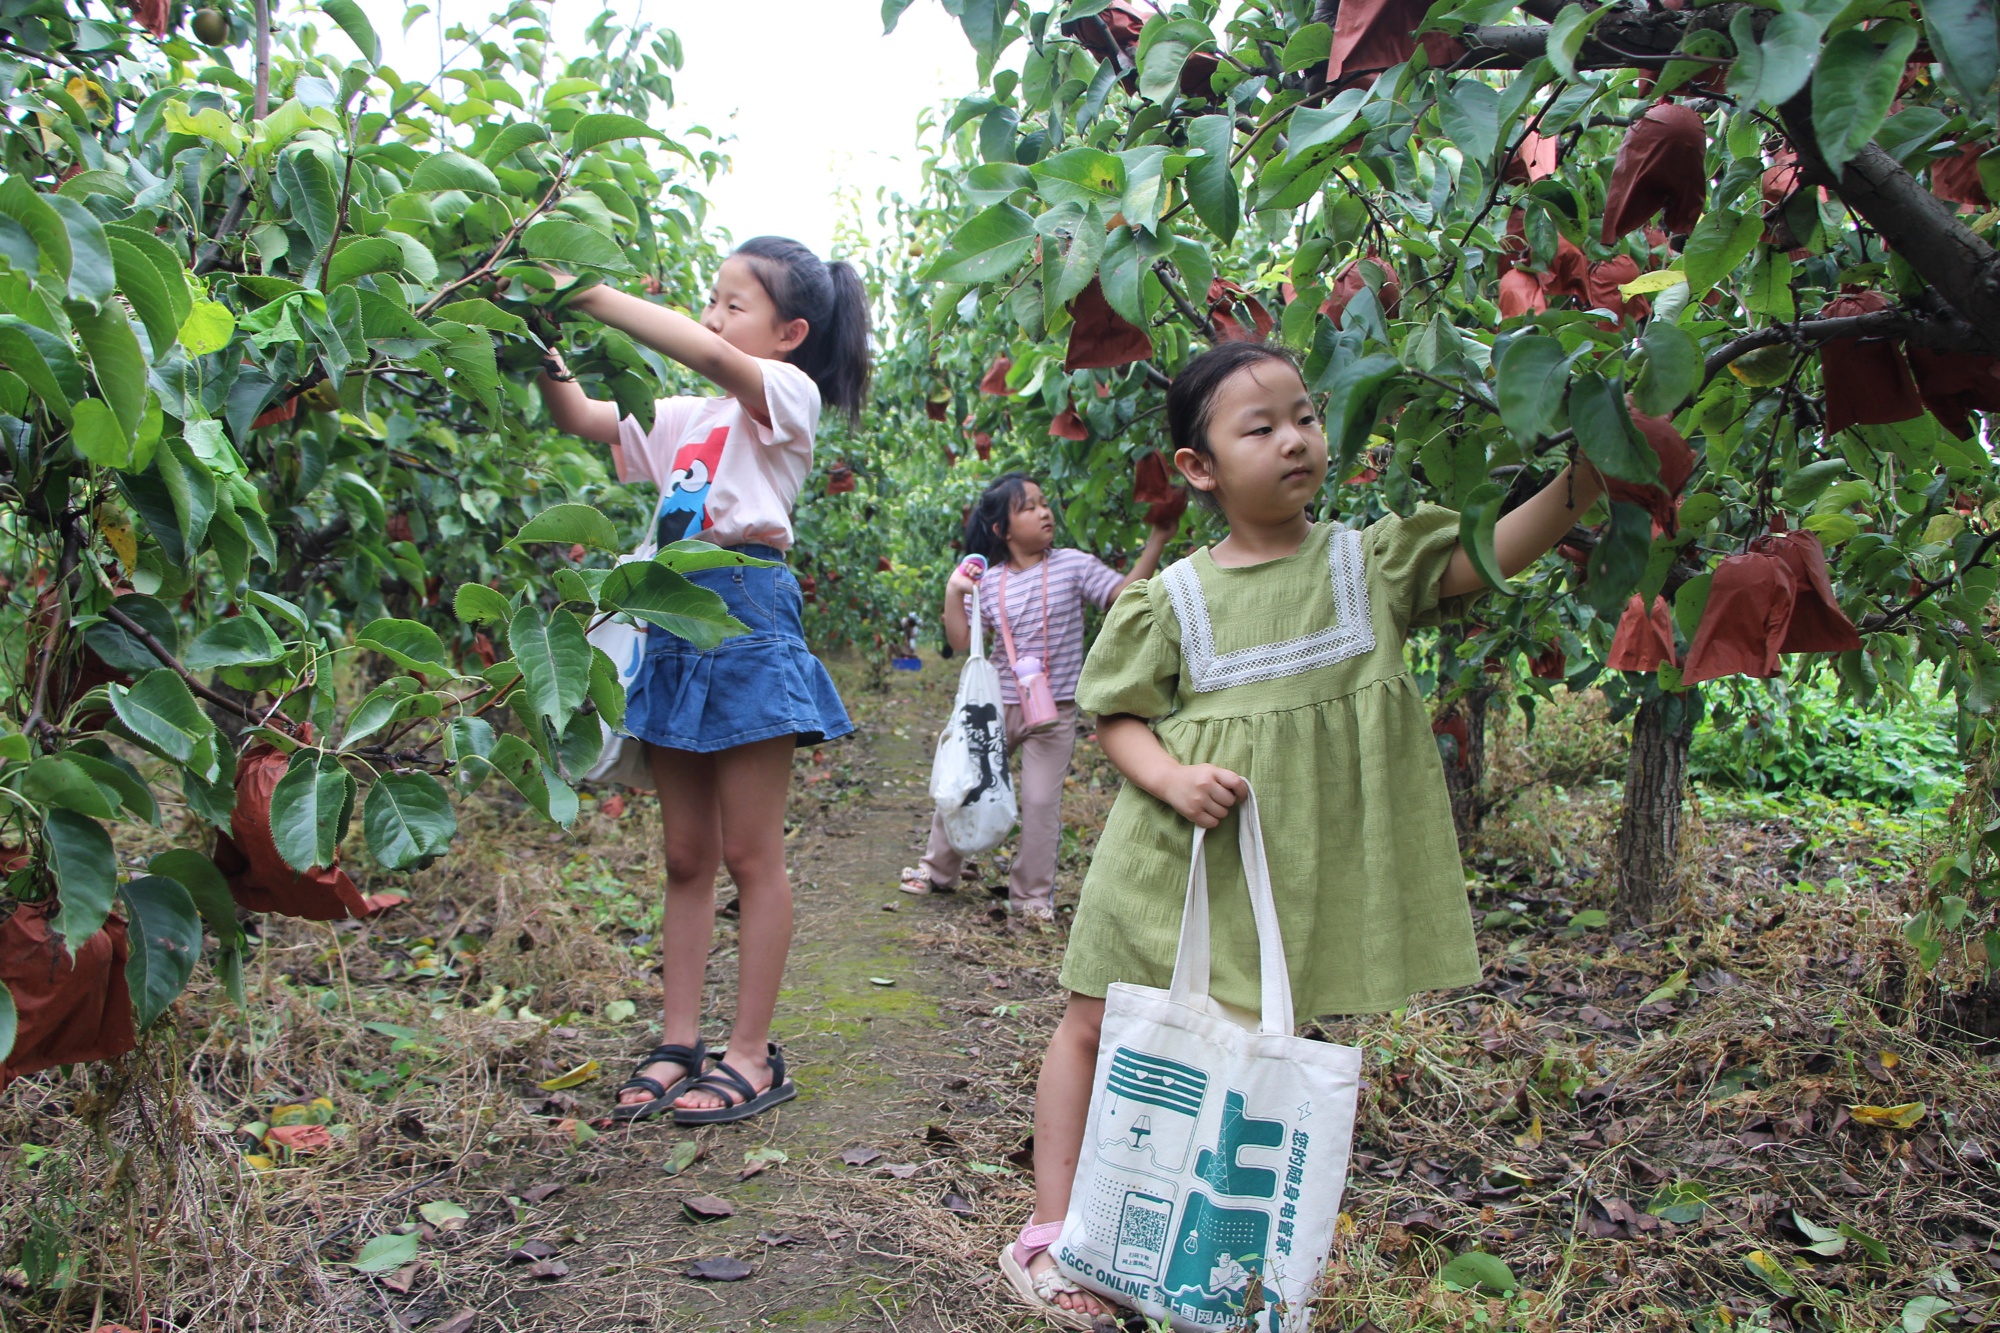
[70,397,146,471]
[488,733,576,827]
[269,751,354,873]
[1317,353,1402,478]
[18,757,117,818]
[44,808,116,953]
[507,605,592,735]
[1031,147,1126,208]
[1548,1,1613,81]
[120,874,201,1030]
[1743,1250,1797,1297]
[0,176,69,285]
[148,848,241,948]
[178,299,236,356]
[183,614,286,670]
[1045,203,1106,309]
[1185,115,1239,246]
[326,237,406,288]
[408,149,502,194]
[103,224,191,326]
[1634,320,1701,416]
[86,595,178,674]
[108,237,181,356]
[521,217,634,273]
[1496,335,1568,443]
[924,203,1036,285]
[1782,457,1849,506]
[0,982,14,1065]
[67,747,158,825]
[1681,207,1763,298]
[587,645,626,731]
[454,583,513,626]
[349,1232,420,1273]
[1587,501,1656,616]
[71,302,148,442]
[1921,0,2000,114]
[320,0,380,62]
[363,772,457,870]
[1281,22,1333,72]
[1812,23,1920,172]
[598,562,748,650]
[481,121,550,165]
[48,194,113,309]
[883,0,919,33]
[566,112,667,153]
[0,319,78,422]
[1458,483,1516,596]
[356,618,452,674]
[1438,80,1502,166]
[511,502,621,550]
[1726,9,1822,109]
[155,436,215,554]
[1438,1250,1518,1295]
[433,298,529,337]
[1570,373,1660,485]
[1137,16,1212,102]
[276,149,339,257]
[110,670,219,777]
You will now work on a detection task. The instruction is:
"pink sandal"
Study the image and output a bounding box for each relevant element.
[997,1220,1104,1329]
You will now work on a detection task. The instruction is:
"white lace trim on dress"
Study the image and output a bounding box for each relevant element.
[1162,527,1375,693]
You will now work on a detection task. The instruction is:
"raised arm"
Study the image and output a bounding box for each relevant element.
[569,285,775,426]
[942,565,976,655]
[1438,462,1607,599]
[1113,515,1180,599]
[537,355,620,447]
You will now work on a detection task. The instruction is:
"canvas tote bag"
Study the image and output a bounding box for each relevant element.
[1054,786,1362,1332]
[928,584,1017,854]
[582,545,656,790]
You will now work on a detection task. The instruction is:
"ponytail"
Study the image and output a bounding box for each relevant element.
[733,235,873,426]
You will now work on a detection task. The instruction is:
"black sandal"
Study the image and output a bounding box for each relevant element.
[610,1040,707,1122]
[671,1042,798,1125]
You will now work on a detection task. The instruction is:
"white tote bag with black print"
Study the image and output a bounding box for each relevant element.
[929,588,1016,854]
[1054,786,1362,1332]
[582,545,656,790]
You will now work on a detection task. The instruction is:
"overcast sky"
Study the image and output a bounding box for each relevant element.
[352,0,980,261]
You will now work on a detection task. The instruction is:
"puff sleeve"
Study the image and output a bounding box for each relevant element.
[1365,504,1478,639]
[1075,578,1182,721]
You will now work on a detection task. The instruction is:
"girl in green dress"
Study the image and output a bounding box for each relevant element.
[1001,342,1610,1324]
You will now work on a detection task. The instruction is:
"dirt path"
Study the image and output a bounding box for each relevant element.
[481,657,1053,1332]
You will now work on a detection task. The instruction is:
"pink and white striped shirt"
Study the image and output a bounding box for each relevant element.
[963,549,1126,704]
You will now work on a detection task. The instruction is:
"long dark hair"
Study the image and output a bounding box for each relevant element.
[1166,341,1300,460]
[962,472,1036,564]
[733,235,871,424]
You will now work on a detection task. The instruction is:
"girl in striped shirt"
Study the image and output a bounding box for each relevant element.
[901,473,1182,919]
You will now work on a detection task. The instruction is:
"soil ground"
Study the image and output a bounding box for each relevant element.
[2,656,1997,1333]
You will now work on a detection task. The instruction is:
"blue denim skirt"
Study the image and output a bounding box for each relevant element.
[623,546,853,753]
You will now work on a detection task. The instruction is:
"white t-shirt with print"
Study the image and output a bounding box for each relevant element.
[613,358,821,551]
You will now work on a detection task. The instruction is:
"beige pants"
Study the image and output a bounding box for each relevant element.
[920,701,1079,912]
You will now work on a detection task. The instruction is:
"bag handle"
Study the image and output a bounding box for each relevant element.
[968,577,986,662]
[1167,784,1295,1035]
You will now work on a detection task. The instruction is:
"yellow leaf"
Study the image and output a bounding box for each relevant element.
[269,1102,311,1127]
[1728,344,1794,387]
[245,1154,277,1172]
[1847,1101,1925,1129]
[1744,1250,1797,1296]
[537,1060,601,1091]
[1619,268,1686,298]
[65,76,111,121]
[96,503,136,570]
[1877,1050,1900,1070]
[1514,1113,1543,1149]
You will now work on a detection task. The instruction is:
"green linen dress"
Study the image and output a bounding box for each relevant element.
[1061,505,1483,1019]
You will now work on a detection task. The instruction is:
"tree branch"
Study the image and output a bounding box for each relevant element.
[1860,530,2000,632]
[1702,309,2000,385]
[101,603,300,736]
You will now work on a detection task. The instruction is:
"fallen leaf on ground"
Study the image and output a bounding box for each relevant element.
[525,1258,569,1280]
[1744,1249,1797,1296]
[867,976,896,987]
[840,1146,883,1167]
[941,1192,975,1217]
[602,999,636,1022]
[265,1124,332,1153]
[537,1060,600,1091]
[924,1124,960,1147]
[351,1232,420,1273]
[687,1256,753,1281]
[739,1146,788,1179]
[521,1182,564,1204]
[683,1194,736,1220]
[600,795,626,818]
[663,1141,702,1176]
[435,1314,476,1333]
[418,1200,469,1232]
[508,1240,558,1262]
[1847,1102,1926,1129]
[880,1162,920,1179]
[382,1260,422,1293]
[360,892,408,915]
[757,1230,802,1246]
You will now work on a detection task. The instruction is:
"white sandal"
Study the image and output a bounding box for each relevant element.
[898,866,952,895]
[997,1220,1103,1329]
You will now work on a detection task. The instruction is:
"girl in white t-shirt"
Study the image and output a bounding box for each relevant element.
[537,237,868,1125]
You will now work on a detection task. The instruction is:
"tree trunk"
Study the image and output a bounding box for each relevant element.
[1614,691,1696,923]
[1442,685,1496,851]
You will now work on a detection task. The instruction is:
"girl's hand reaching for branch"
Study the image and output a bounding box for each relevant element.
[1159,762,1248,828]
